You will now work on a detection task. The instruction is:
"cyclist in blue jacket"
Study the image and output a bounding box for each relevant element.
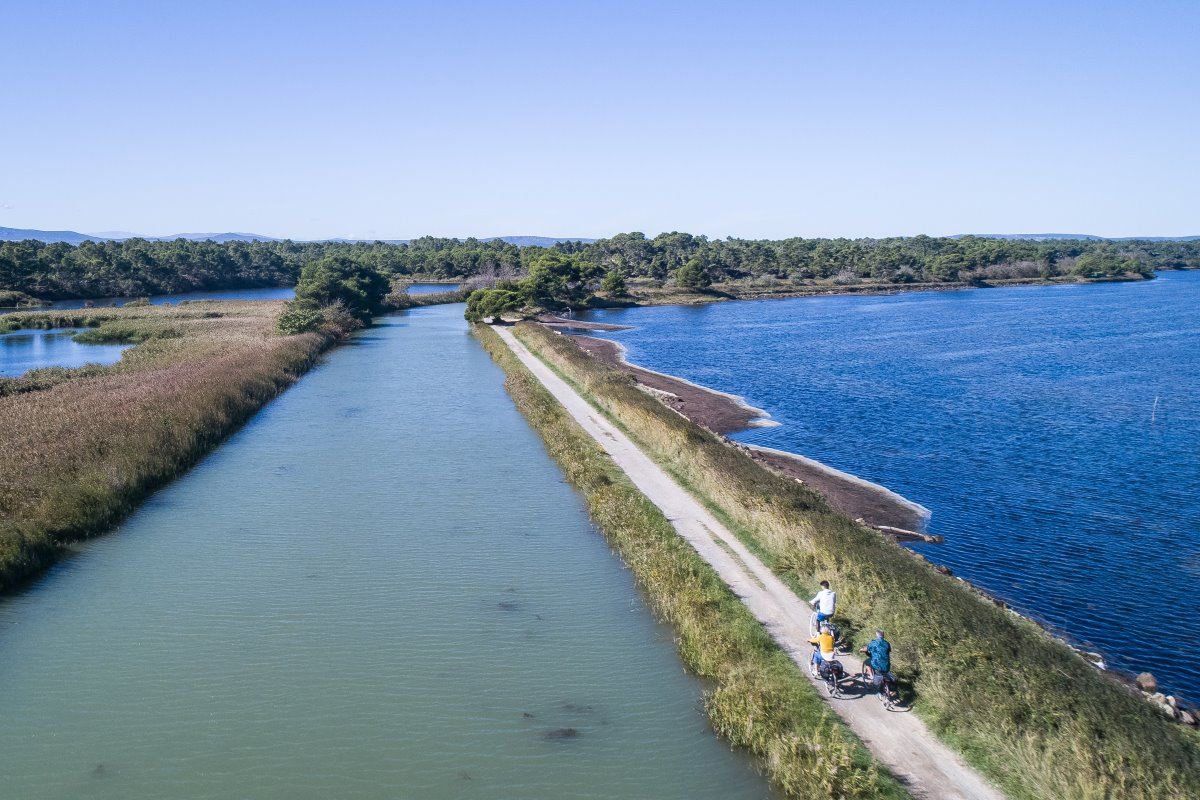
[861,630,892,683]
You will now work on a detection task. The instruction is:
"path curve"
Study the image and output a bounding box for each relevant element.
[494,326,1003,800]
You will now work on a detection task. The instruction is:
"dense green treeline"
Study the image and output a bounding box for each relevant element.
[0,237,527,300]
[3,233,1199,301]
[573,232,1200,284]
[0,238,299,299]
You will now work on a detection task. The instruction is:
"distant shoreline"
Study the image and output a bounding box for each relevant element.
[588,271,1157,311]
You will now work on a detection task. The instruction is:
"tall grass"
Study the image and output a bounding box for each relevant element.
[473,324,907,800]
[0,301,332,592]
[511,322,1200,800]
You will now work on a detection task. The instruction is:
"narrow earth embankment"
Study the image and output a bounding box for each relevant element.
[501,321,1200,800]
[493,325,1003,800]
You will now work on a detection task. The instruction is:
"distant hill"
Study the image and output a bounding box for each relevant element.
[0,227,104,244]
[152,232,280,242]
[322,236,594,246]
[1,227,592,247]
[484,236,595,247]
[89,230,141,239]
[0,228,280,244]
[961,233,1200,241]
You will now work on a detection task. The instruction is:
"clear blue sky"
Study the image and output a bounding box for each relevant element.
[3,0,1197,240]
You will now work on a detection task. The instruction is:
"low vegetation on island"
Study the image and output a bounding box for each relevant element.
[501,322,1200,800]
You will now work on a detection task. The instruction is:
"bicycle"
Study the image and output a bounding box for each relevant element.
[815,654,846,698]
[807,610,824,638]
[858,663,899,710]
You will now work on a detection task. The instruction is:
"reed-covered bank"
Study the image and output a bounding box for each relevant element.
[510,322,1200,800]
[473,324,906,800]
[0,302,333,593]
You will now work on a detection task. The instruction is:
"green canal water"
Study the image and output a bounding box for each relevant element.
[0,305,770,799]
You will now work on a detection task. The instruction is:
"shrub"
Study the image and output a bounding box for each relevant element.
[276,301,324,334]
[464,288,524,322]
[0,290,45,307]
[318,301,363,337]
[521,251,594,307]
[675,257,712,289]
[293,255,390,322]
[600,269,628,294]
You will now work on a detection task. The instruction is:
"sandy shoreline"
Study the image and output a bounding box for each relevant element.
[567,332,928,531]
[742,444,932,533]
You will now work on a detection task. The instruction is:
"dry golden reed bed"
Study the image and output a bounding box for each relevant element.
[511,321,1200,800]
[0,302,327,592]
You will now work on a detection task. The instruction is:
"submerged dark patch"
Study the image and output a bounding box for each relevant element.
[544,728,579,741]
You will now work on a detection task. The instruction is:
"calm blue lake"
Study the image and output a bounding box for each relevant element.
[581,272,1200,697]
[2,284,459,313]
[404,282,461,295]
[33,287,298,310]
[2,285,460,374]
[0,328,129,377]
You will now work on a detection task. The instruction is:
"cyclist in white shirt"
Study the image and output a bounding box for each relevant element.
[810,580,836,625]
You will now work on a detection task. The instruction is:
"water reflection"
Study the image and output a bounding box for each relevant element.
[0,328,129,376]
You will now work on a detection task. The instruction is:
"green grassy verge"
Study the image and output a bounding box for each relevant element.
[473,324,908,800]
[0,301,336,593]
[511,322,1200,800]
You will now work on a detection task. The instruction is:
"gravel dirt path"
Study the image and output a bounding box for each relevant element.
[494,326,1004,800]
